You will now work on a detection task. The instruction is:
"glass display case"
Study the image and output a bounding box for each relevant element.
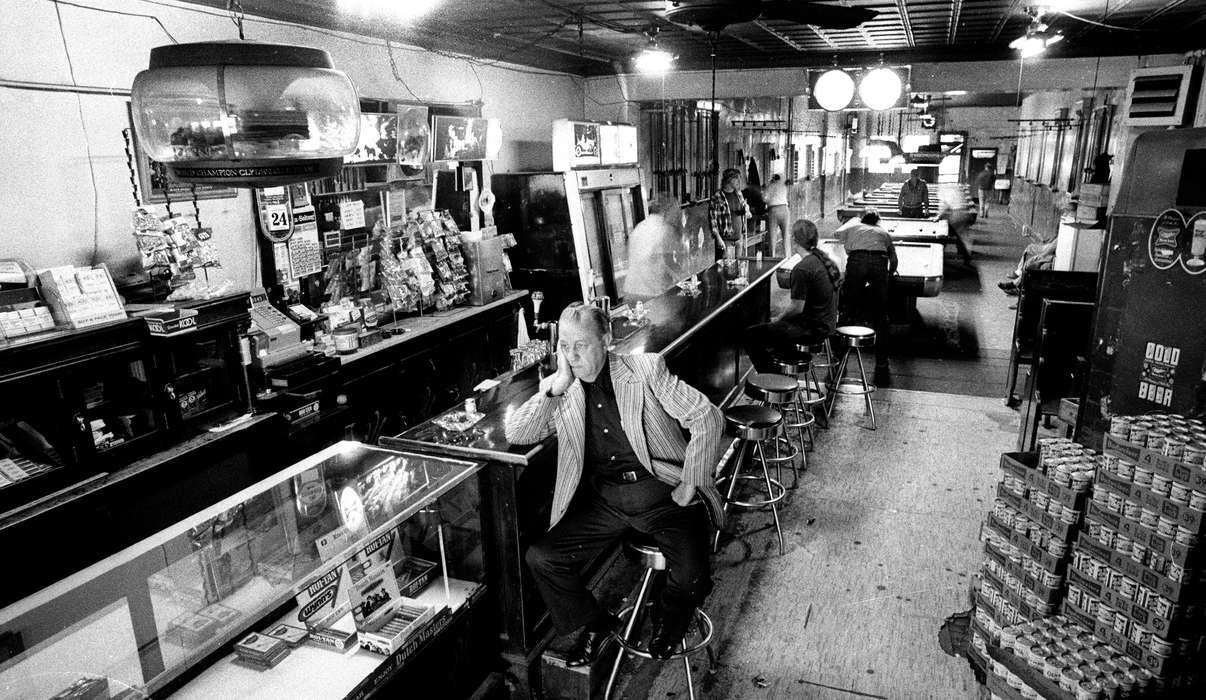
[0,319,160,515]
[0,442,484,699]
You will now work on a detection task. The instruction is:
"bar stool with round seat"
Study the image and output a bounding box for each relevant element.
[713,404,786,555]
[769,350,820,475]
[797,341,833,429]
[825,325,877,430]
[743,373,801,488]
[603,535,714,700]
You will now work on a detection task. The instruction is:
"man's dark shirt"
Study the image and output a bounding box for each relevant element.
[582,360,647,483]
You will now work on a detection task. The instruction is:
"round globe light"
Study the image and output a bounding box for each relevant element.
[813,69,855,111]
[859,68,903,111]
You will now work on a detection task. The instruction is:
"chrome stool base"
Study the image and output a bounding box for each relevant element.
[604,542,714,700]
[825,326,877,430]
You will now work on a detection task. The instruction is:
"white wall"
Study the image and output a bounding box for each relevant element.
[0,0,584,289]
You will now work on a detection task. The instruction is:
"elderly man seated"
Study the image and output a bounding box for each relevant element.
[505,303,724,666]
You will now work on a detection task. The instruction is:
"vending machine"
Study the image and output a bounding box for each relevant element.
[491,120,647,324]
[1079,127,1206,443]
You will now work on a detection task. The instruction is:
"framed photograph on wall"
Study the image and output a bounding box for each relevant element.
[398,105,430,166]
[432,115,499,162]
[125,103,237,204]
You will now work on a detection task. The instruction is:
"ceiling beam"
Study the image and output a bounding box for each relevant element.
[989,0,1025,42]
[752,20,808,53]
[1136,0,1191,27]
[808,25,840,51]
[1062,0,1139,41]
[895,0,916,48]
[947,0,962,45]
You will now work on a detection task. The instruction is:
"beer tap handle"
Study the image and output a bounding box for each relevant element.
[531,290,544,325]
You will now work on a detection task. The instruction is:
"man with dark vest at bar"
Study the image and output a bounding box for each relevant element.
[505,303,724,666]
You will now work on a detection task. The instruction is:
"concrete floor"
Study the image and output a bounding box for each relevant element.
[604,388,1018,699]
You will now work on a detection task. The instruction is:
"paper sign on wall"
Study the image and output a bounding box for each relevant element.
[1139,341,1180,407]
[339,200,366,231]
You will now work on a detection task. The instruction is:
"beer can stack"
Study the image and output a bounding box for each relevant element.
[970,439,1102,698]
[975,441,1095,634]
[1060,413,1205,694]
[971,615,1156,699]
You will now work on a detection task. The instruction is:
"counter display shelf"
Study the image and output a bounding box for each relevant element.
[0,442,485,700]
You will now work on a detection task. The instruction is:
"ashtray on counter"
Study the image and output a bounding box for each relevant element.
[432,410,484,432]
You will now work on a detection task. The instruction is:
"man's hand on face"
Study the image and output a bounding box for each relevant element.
[671,482,696,507]
[540,351,576,397]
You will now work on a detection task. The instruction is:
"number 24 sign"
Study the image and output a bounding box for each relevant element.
[255,186,295,242]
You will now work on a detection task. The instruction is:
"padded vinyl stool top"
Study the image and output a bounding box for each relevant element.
[770,349,811,375]
[743,373,799,403]
[625,533,668,570]
[836,325,876,348]
[724,404,782,440]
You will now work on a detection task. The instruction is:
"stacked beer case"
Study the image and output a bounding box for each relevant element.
[974,440,1093,636]
[1062,413,1205,695]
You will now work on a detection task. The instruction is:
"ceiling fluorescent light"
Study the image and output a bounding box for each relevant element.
[636,48,675,75]
[814,69,855,111]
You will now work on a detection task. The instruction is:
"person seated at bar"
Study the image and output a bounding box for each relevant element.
[625,195,687,299]
[839,209,898,385]
[897,169,930,218]
[743,219,841,373]
[708,168,747,259]
[504,304,724,666]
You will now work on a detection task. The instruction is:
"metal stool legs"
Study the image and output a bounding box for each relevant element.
[715,438,786,555]
[603,565,655,700]
[604,566,714,700]
[825,342,877,430]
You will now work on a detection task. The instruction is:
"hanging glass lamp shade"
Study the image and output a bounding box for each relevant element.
[131,41,361,187]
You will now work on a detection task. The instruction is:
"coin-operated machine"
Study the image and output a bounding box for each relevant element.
[492,119,647,326]
[1079,127,1206,443]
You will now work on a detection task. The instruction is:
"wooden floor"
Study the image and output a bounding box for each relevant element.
[603,388,1018,699]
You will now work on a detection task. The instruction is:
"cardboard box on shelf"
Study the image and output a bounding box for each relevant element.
[36,264,126,330]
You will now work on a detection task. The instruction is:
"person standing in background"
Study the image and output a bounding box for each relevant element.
[897,169,930,219]
[839,209,898,386]
[708,169,747,259]
[974,163,995,218]
[625,196,686,299]
[763,174,790,257]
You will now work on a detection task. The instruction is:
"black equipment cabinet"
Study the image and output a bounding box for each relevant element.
[0,319,161,515]
[144,293,251,434]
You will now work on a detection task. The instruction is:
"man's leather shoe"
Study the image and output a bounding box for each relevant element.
[566,615,617,667]
[997,280,1017,291]
[649,610,692,660]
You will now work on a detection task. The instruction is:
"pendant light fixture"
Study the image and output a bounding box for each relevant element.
[131,41,361,187]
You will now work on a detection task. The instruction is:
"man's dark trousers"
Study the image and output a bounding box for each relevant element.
[843,251,891,367]
[524,478,712,635]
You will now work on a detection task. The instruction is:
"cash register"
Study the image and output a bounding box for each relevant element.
[246,289,339,423]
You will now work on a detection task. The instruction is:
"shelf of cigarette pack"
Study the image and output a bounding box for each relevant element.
[1093,465,1206,535]
[1060,595,1181,677]
[1074,533,1197,603]
[997,483,1079,541]
[1083,501,1198,569]
[1001,452,1090,509]
[1103,434,1206,492]
[1065,566,1197,640]
[985,513,1068,574]
[174,577,482,700]
[984,540,1063,603]
[983,637,1075,700]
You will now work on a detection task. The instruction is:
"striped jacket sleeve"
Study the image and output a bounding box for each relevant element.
[503,391,561,445]
[643,355,723,488]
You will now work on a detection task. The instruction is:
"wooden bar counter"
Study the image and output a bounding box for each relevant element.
[380,259,779,694]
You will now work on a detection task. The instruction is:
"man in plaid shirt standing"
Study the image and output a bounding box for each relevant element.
[708,168,748,259]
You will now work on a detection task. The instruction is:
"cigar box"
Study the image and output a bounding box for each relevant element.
[356,601,436,656]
